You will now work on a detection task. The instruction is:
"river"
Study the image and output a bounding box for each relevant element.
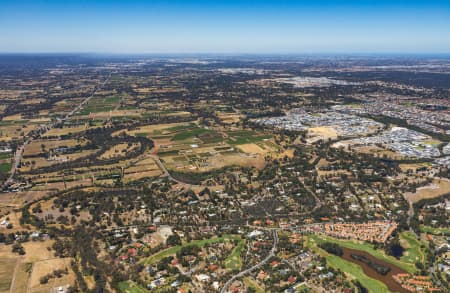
[340,247,409,293]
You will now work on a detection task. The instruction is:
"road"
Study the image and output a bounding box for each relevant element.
[299,177,323,211]
[149,154,201,187]
[1,73,112,190]
[220,230,278,293]
[9,256,23,293]
[2,142,28,190]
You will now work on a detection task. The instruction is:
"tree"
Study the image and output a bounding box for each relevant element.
[12,243,25,255]
[166,234,181,246]
[40,275,49,284]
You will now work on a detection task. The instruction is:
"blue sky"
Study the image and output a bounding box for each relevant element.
[1,0,449,54]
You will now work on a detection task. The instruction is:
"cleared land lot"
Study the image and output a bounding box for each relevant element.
[237,143,269,155]
[307,126,338,142]
[404,178,450,203]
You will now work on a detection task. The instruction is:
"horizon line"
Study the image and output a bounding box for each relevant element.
[1,51,450,57]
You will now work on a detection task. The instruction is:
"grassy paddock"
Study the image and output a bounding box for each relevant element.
[0,258,17,291]
[171,127,211,141]
[10,262,32,293]
[227,130,272,145]
[0,162,11,173]
[0,152,12,160]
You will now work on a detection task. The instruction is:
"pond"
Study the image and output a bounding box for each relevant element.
[340,247,409,293]
[389,244,404,258]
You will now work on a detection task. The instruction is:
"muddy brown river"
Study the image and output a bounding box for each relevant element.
[340,247,409,293]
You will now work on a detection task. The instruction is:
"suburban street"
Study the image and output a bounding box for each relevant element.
[220,230,278,293]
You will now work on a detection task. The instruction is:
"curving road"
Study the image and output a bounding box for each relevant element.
[220,230,278,293]
[150,154,201,187]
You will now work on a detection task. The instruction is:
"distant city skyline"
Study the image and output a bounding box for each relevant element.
[1,0,449,54]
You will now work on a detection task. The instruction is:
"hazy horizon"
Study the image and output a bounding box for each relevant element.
[1,0,450,54]
[1,52,450,57]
